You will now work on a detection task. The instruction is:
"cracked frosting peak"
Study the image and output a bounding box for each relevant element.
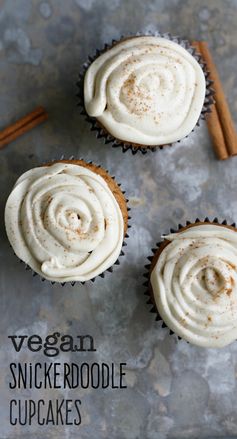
[5,162,124,282]
[151,224,237,348]
[84,36,206,145]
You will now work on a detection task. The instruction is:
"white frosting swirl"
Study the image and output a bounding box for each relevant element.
[5,162,124,282]
[151,224,237,348]
[84,36,206,145]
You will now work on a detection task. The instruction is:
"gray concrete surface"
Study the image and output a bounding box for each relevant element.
[0,0,237,438]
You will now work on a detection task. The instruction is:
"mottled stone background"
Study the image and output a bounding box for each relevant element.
[0,0,237,438]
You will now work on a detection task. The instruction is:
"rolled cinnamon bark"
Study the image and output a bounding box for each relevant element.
[206,103,228,160]
[0,107,48,149]
[198,41,237,157]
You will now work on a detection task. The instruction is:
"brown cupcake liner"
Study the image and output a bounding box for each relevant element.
[143,217,236,340]
[16,155,131,286]
[77,31,215,155]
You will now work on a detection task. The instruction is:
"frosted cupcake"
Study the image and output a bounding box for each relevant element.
[5,160,129,284]
[80,33,212,153]
[146,220,237,348]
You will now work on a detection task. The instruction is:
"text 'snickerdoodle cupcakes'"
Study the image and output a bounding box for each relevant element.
[78,33,214,154]
[4,159,130,284]
[144,219,237,348]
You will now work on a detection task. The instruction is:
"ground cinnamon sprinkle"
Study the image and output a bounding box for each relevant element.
[124,74,136,89]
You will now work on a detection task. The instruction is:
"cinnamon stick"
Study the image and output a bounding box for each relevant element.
[192,41,229,160]
[0,106,48,150]
[199,41,237,156]
[193,40,237,159]
[206,104,229,160]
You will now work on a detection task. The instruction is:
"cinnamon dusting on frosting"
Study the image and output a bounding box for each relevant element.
[151,223,237,348]
[84,36,206,145]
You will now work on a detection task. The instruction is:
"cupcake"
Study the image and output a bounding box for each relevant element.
[79,33,213,154]
[145,219,237,348]
[5,159,129,284]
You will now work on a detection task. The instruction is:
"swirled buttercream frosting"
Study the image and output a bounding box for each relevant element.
[5,162,125,282]
[84,36,206,146]
[150,224,237,348]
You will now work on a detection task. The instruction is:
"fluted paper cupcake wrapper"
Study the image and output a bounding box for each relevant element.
[17,155,131,287]
[77,31,215,155]
[143,217,236,340]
